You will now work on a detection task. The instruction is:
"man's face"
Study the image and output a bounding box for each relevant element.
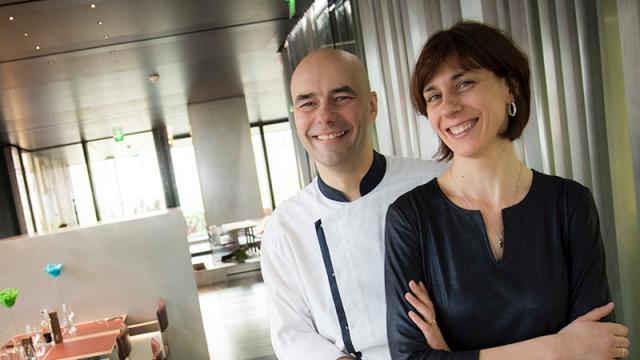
[290,52,377,170]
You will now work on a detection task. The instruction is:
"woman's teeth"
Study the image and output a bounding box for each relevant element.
[449,119,477,135]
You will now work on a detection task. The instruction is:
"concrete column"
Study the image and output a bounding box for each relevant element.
[188,97,263,225]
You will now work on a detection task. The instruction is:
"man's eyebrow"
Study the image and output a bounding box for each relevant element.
[423,70,468,93]
[331,86,357,95]
[294,93,315,103]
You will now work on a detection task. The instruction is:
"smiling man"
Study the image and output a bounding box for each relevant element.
[260,48,444,359]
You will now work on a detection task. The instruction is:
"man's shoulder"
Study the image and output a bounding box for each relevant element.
[385,155,447,175]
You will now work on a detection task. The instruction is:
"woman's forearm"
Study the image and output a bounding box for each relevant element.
[479,334,559,360]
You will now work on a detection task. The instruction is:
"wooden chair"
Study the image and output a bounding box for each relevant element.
[116,324,132,360]
[156,299,169,357]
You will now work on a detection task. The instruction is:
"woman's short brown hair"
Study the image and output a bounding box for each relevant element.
[410,21,531,161]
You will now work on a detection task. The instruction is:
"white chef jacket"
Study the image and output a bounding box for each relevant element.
[261,153,445,359]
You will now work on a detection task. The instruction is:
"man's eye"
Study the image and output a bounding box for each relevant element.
[298,102,314,109]
[335,96,352,102]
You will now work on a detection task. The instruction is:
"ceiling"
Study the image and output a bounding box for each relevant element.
[0,0,310,150]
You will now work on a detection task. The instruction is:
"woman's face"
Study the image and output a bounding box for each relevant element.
[422,61,514,159]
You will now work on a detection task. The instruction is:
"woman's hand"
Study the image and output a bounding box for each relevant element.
[556,302,630,359]
[405,280,450,351]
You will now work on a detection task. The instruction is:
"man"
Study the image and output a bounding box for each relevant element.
[260,48,444,359]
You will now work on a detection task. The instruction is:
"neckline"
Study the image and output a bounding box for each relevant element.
[433,169,538,214]
[317,151,387,202]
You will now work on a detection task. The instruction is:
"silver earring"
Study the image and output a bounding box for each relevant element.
[508,102,517,117]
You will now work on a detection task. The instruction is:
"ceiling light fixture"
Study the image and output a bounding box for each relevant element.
[48,60,54,65]
[90,4,96,8]
[148,73,160,83]
[9,16,15,21]
[104,35,110,39]
[23,32,29,37]
[35,45,40,50]
[97,20,103,25]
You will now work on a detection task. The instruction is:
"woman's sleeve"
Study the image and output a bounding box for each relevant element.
[384,200,478,360]
[565,184,614,322]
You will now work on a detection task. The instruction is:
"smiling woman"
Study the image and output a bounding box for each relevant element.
[384,21,630,360]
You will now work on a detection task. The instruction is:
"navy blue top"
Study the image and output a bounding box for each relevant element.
[384,171,613,359]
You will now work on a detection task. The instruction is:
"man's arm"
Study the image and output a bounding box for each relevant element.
[261,216,348,360]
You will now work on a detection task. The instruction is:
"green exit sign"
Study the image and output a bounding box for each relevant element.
[113,127,124,142]
[286,0,295,18]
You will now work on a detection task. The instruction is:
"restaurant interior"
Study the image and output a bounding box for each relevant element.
[0,0,639,359]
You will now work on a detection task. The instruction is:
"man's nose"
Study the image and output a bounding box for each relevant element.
[315,102,335,124]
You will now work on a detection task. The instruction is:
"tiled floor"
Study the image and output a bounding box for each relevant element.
[198,274,276,360]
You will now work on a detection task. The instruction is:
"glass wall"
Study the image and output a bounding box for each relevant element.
[251,121,301,210]
[10,147,35,234]
[170,137,207,240]
[20,145,96,232]
[87,133,166,221]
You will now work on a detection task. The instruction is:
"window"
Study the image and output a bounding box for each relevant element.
[251,120,301,210]
[87,132,166,221]
[20,145,96,232]
[170,137,207,240]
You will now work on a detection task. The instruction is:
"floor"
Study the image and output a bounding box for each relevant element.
[198,274,276,360]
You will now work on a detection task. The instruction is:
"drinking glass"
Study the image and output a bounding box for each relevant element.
[62,304,77,335]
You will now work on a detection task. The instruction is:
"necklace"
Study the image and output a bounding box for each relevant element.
[449,161,523,248]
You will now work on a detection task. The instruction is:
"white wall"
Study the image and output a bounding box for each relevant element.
[0,209,209,359]
[188,97,263,225]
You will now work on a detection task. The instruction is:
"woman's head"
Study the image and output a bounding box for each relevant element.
[411,21,530,161]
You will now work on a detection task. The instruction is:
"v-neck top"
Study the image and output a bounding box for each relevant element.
[384,170,613,359]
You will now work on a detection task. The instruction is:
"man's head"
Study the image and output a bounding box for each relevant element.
[290,48,377,174]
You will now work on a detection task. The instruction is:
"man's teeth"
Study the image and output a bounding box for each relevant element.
[316,131,346,140]
[449,119,477,135]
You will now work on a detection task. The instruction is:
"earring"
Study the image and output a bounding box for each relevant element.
[508,102,517,117]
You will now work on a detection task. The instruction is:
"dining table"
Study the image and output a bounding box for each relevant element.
[2,315,125,360]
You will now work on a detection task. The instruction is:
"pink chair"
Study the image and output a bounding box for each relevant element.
[151,338,165,360]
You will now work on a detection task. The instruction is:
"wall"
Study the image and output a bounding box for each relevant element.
[0,147,20,239]
[0,210,209,359]
[188,97,263,225]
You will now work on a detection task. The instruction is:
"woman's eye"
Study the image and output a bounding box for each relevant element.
[426,94,441,103]
[458,80,474,89]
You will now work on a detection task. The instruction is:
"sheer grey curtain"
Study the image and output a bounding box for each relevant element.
[355,0,639,347]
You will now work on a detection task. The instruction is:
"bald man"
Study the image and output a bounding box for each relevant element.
[260,49,444,359]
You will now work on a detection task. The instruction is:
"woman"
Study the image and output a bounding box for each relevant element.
[384,21,630,359]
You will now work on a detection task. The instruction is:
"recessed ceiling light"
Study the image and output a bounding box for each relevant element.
[48,60,54,65]
[104,35,110,39]
[90,4,96,9]
[35,45,40,50]
[8,16,15,21]
[23,32,29,37]
[97,20,103,25]
[110,50,116,54]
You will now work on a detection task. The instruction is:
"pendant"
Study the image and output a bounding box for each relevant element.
[497,233,504,248]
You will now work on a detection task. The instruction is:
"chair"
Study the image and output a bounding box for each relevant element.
[156,299,169,357]
[116,324,132,360]
[151,338,165,360]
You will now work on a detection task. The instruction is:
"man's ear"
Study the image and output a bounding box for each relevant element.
[368,91,378,123]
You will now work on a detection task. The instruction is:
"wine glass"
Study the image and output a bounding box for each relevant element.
[62,304,77,335]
